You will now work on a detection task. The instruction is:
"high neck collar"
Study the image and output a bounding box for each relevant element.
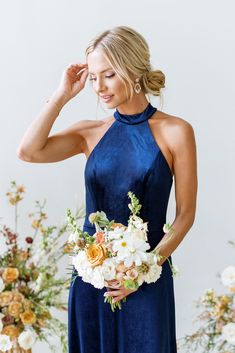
[114,103,157,125]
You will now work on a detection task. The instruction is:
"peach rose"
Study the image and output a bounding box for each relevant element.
[2,324,21,338]
[8,301,23,318]
[20,310,36,325]
[0,291,13,306]
[125,268,138,280]
[116,262,131,273]
[86,244,107,267]
[2,267,19,283]
[111,222,127,229]
[95,231,105,245]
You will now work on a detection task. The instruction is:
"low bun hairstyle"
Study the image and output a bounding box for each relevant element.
[141,69,165,97]
[85,25,165,105]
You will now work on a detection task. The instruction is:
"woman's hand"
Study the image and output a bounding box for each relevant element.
[104,279,137,303]
[56,63,89,101]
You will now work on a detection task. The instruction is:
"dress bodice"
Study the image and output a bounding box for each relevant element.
[83,102,173,249]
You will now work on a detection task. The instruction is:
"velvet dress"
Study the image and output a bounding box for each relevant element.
[68,102,177,353]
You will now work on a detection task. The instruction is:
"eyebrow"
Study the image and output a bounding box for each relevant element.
[88,68,113,75]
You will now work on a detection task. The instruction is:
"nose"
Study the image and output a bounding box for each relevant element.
[94,77,106,94]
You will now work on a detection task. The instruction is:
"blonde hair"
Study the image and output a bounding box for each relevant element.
[85,25,165,109]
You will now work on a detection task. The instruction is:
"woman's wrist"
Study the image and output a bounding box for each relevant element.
[46,90,70,114]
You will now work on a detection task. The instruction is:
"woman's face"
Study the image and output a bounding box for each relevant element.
[87,49,132,109]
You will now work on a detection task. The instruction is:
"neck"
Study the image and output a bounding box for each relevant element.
[115,93,149,115]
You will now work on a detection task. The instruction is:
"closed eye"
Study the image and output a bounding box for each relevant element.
[89,73,115,81]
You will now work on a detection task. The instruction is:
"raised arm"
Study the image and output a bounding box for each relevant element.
[16,63,89,163]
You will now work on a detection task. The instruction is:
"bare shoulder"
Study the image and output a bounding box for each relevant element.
[150,110,196,154]
[68,115,113,140]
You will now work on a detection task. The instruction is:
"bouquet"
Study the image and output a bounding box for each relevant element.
[65,191,178,311]
[180,240,235,353]
[0,181,69,353]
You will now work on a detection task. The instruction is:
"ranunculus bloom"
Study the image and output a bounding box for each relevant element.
[8,302,23,318]
[12,291,24,303]
[2,324,20,339]
[0,291,13,306]
[86,244,107,267]
[2,268,19,283]
[20,310,36,325]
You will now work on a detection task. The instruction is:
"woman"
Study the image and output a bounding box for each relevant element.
[17,26,197,353]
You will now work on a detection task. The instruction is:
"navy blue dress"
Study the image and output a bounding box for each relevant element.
[68,102,177,353]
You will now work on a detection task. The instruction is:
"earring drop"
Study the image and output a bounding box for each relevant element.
[134,78,141,94]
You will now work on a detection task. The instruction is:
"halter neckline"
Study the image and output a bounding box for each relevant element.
[114,102,157,125]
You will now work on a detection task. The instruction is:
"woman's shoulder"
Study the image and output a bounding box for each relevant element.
[77,115,114,142]
[152,109,193,128]
[150,110,196,154]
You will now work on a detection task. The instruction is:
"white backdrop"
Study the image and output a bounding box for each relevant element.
[0,0,235,352]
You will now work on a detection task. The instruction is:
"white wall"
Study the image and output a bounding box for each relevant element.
[0,0,235,352]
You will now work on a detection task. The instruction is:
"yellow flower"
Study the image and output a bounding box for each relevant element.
[2,324,21,339]
[20,310,36,325]
[8,301,23,318]
[2,267,19,283]
[0,291,13,306]
[86,244,107,267]
[31,220,41,229]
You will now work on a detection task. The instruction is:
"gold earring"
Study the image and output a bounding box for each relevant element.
[134,78,141,94]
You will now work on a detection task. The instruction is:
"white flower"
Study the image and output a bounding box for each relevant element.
[113,233,150,267]
[0,277,5,293]
[90,267,105,289]
[132,228,147,241]
[72,251,91,275]
[144,263,162,284]
[221,266,235,288]
[143,253,162,284]
[0,334,13,352]
[18,330,37,350]
[0,320,3,333]
[101,258,116,281]
[221,322,235,345]
[107,227,125,241]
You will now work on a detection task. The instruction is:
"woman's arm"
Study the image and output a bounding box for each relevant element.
[153,119,198,265]
[16,63,89,163]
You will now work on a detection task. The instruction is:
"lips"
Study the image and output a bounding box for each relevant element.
[100,95,114,102]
